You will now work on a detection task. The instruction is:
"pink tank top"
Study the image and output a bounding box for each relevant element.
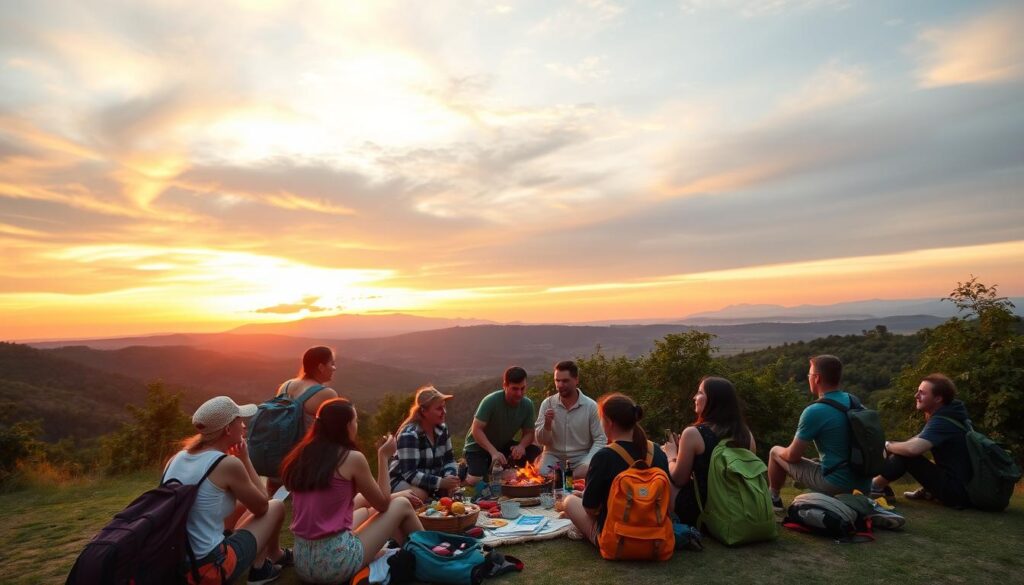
[290,474,356,539]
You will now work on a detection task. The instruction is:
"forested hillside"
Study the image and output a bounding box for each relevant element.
[0,343,138,440]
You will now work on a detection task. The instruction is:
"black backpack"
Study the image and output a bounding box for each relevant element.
[66,454,228,585]
[817,394,886,478]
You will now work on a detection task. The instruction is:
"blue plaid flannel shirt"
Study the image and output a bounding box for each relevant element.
[388,421,458,493]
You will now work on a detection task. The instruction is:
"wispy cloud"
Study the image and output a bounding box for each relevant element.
[916,4,1024,88]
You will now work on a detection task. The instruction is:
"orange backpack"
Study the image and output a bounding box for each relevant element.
[597,441,675,561]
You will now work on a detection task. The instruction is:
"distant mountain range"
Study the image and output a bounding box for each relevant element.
[679,297,1024,324]
[23,298,1021,348]
[228,313,496,339]
[29,315,947,382]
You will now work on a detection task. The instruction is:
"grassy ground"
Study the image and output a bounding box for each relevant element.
[2,472,1022,585]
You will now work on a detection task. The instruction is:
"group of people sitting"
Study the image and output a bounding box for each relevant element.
[164,348,983,584]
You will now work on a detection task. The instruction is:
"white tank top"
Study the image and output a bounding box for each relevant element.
[164,450,236,558]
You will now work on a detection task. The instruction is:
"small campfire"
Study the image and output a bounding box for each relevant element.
[503,462,547,486]
[500,462,552,497]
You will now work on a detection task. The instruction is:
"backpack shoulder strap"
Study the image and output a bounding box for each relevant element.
[295,383,326,404]
[644,440,655,467]
[817,397,852,477]
[935,415,971,433]
[200,454,229,484]
[607,442,635,467]
[816,398,849,413]
[161,453,228,486]
[276,380,293,398]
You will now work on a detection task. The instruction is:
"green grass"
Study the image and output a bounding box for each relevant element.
[2,472,1022,585]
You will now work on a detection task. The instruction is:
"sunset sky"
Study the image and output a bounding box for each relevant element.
[2,0,1023,340]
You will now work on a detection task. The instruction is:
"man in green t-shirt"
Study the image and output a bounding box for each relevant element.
[463,366,540,485]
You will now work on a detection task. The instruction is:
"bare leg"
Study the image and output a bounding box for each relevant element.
[234,499,285,568]
[353,498,424,568]
[573,464,589,480]
[768,446,788,493]
[224,502,246,532]
[563,495,598,546]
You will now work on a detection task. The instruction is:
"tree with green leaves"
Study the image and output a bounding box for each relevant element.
[100,381,193,474]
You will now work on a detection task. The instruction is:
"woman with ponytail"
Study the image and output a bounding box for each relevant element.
[281,398,423,584]
[663,376,756,525]
[386,385,461,502]
[559,393,670,546]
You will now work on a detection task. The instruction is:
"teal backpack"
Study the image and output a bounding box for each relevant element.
[938,416,1022,511]
[696,442,778,546]
[247,383,324,478]
[403,531,487,585]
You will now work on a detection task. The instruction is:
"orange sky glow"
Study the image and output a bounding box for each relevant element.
[1,1,1022,341]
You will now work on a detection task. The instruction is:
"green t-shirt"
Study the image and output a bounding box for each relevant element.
[463,390,535,453]
[796,390,872,493]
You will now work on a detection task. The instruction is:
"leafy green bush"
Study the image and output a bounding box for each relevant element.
[100,382,192,474]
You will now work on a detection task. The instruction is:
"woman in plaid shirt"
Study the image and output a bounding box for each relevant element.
[388,386,461,501]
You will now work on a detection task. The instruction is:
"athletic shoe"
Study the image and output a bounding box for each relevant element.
[869,509,906,530]
[903,487,934,501]
[248,560,281,585]
[870,483,896,500]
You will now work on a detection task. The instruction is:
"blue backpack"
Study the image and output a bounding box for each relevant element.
[247,383,324,478]
[403,531,487,585]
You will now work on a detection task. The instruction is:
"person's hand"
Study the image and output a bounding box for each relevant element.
[544,408,555,429]
[440,475,461,492]
[377,433,397,459]
[510,444,526,461]
[662,440,678,461]
[490,451,508,467]
[392,489,423,508]
[227,439,249,461]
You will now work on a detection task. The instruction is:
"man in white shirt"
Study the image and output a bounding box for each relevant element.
[534,361,607,480]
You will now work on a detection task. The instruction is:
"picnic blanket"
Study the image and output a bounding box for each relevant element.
[476,506,573,546]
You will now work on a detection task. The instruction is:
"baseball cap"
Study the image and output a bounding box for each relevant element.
[192,396,258,434]
[416,386,453,406]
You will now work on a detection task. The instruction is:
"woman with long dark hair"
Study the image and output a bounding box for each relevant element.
[559,393,670,546]
[663,376,756,525]
[281,398,423,584]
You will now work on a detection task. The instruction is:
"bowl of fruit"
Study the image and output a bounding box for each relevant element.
[416,497,480,532]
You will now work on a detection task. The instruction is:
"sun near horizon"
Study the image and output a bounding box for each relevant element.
[2,2,1023,341]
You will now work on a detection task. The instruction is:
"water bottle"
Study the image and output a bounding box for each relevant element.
[491,457,504,498]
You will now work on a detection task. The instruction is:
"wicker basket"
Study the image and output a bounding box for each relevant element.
[416,503,480,532]
[500,479,553,499]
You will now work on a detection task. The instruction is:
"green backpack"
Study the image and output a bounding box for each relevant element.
[696,442,778,546]
[938,416,1022,512]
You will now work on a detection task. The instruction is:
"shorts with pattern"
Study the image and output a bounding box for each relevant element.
[294,529,365,584]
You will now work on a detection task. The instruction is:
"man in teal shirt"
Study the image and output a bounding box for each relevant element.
[768,354,872,510]
[463,366,540,486]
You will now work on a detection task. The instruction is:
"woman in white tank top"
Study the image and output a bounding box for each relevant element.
[164,396,290,584]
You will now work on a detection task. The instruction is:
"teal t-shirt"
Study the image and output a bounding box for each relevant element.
[463,390,535,453]
[796,390,872,493]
